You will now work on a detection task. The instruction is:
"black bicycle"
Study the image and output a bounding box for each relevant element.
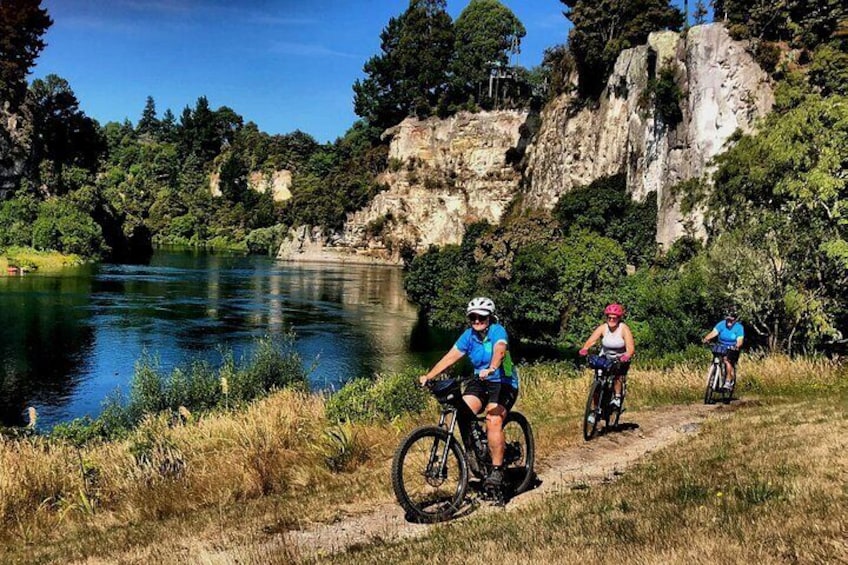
[704,344,736,404]
[391,378,535,523]
[583,355,627,441]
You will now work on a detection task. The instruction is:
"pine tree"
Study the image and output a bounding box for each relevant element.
[137,95,160,139]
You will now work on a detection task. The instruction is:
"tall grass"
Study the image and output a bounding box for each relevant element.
[50,336,307,443]
[0,354,843,563]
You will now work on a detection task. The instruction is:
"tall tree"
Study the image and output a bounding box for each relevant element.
[28,74,104,193]
[353,0,454,129]
[137,95,160,139]
[450,0,526,100]
[0,0,52,104]
[561,0,683,98]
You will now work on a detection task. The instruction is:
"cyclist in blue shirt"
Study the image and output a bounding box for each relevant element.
[419,297,518,494]
[702,307,745,390]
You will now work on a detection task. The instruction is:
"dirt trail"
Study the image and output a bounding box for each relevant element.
[216,401,732,562]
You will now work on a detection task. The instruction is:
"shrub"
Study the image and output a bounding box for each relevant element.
[30,197,104,258]
[246,224,285,255]
[325,368,428,423]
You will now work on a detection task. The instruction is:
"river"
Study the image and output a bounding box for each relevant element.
[0,249,457,427]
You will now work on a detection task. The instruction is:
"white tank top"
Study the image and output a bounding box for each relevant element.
[601,323,626,358]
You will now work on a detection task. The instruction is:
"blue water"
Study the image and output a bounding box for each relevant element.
[0,249,454,427]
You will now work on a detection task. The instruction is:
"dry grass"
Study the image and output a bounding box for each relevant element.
[0,354,844,563]
[316,389,848,564]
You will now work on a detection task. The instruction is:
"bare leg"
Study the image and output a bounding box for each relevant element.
[485,404,506,466]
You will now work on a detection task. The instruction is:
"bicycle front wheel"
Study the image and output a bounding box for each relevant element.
[583,379,601,441]
[502,411,535,495]
[391,426,468,523]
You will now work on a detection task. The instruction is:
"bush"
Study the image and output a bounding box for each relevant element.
[246,224,285,255]
[30,197,105,257]
[0,193,39,247]
[325,368,429,423]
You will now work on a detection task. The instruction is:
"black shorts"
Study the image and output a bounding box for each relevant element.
[464,379,518,411]
[727,348,740,365]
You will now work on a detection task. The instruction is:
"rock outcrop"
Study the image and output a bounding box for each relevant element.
[524,23,774,247]
[210,169,292,202]
[0,102,33,199]
[279,110,529,263]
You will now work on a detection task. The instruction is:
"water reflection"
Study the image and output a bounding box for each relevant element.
[0,250,454,427]
[0,271,95,426]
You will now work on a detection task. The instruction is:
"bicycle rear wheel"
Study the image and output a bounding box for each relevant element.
[502,411,535,495]
[583,380,601,441]
[391,426,468,523]
[704,365,718,405]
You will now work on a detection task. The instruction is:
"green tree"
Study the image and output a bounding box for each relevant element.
[561,0,683,98]
[27,75,104,193]
[553,174,657,266]
[501,231,628,343]
[707,93,848,351]
[450,0,525,100]
[716,0,846,47]
[0,0,52,104]
[809,42,848,97]
[353,0,454,129]
[137,95,160,139]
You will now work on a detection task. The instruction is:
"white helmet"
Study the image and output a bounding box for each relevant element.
[466,297,495,317]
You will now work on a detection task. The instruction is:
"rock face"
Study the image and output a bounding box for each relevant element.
[524,23,774,247]
[342,110,528,258]
[210,169,292,202]
[279,23,774,263]
[0,102,33,199]
[280,110,529,264]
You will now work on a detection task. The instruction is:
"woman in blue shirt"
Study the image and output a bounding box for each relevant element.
[419,297,518,493]
[702,307,745,390]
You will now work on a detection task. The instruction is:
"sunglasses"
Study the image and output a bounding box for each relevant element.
[606,315,620,321]
[468,314,490,323]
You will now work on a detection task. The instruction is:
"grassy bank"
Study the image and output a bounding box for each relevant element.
[0,354,844,563]
[0,246,85,272]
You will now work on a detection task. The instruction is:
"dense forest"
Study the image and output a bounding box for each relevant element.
[0,0,539,260]
[1,0,846,355]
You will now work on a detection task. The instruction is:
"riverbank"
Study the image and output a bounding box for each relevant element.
[0,354,843,563]
[0,246,84,273]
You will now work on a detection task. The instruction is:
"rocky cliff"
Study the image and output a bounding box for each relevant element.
[279,23,773,263]
[524,23,774,247]
[0,102,33,199]
[279,109,529,263]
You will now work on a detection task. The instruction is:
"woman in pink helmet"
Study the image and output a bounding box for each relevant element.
[578,304,635,420]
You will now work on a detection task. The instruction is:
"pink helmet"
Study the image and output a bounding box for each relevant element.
[604,303,625,318]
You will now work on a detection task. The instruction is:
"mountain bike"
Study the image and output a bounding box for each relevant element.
[704,344,736,404]
[583,355,627,441]
[391,378,535,523]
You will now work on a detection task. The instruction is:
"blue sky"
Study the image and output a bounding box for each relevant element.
[32,1,695,143]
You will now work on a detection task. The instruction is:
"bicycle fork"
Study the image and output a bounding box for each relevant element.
[425,409,459,483]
